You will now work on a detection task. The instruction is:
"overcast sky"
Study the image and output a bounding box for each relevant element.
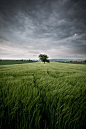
[0,0,86,59]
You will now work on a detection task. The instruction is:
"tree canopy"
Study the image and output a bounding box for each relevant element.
[39,54,50,64]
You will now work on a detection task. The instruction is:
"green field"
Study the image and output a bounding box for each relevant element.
[0,61,86,129]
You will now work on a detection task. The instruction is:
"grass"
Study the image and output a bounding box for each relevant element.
[0,61,86,129]
[0,60,36,65]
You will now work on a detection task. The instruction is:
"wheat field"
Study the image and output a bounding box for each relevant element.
[0,61,86,129]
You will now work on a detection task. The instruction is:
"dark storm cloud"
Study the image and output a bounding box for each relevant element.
[0,0,86,59]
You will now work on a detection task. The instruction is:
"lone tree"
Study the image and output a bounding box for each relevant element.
[39,54,49,64]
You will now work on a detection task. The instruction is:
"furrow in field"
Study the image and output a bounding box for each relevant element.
[33,74,37,88]
[47,70,58,79]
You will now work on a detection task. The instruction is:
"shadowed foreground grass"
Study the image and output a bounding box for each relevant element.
[0,61,86,129]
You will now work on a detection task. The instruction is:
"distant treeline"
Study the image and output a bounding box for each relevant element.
[0,59,38,62]
[0,59,86,62]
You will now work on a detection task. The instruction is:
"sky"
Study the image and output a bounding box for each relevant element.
[0,0,86,60]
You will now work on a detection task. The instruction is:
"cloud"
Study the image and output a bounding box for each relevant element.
[0,0,86,59]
